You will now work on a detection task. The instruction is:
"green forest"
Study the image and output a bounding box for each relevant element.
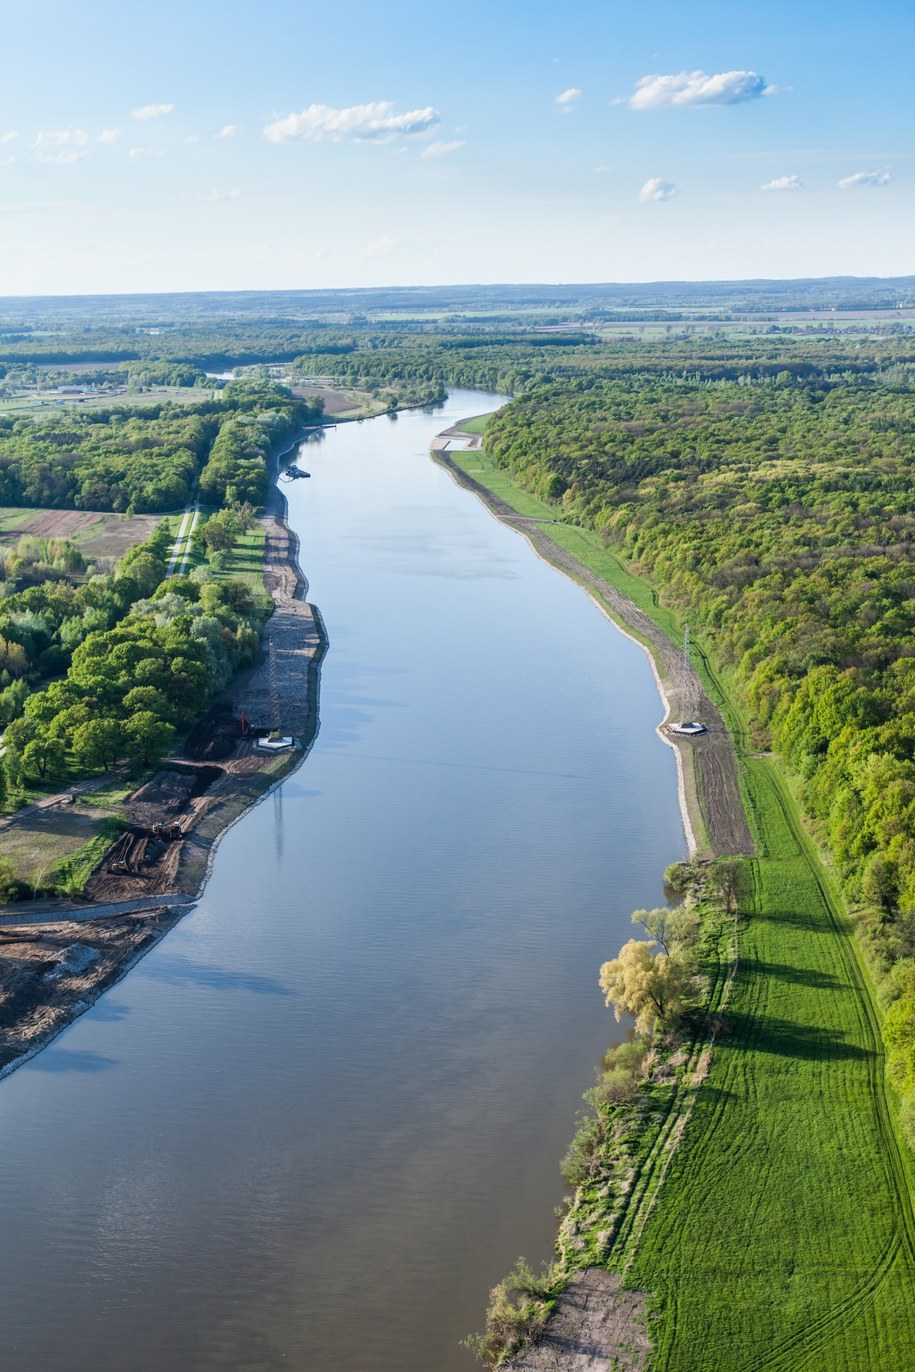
[0,380,319,512]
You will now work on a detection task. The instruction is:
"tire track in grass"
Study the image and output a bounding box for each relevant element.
[631,759,913,1372]
[611,890,739,1270]
[739,768,915,1372]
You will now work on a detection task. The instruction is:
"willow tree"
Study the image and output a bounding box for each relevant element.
[599,939,693,1036]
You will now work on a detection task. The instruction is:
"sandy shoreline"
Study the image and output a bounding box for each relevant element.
[430,429,751,862]
[0,444,327,1079]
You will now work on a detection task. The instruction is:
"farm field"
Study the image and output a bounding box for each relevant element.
[290,378,402,418]
[447,443,915,1370]
[627,756,915,1371]
[0,507,161,558]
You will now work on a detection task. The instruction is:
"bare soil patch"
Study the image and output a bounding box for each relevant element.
[291,383,362,415]
[507,1271,650,1372]
[0,508,159,558]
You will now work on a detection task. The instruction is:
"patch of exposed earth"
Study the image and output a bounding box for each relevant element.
[507,1272,650,1372]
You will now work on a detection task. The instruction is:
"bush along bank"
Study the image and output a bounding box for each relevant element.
[464,860,742,1368]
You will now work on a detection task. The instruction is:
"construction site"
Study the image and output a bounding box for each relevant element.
[86,487,326,902]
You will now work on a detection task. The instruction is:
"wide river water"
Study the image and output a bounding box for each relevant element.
[0,389,684,1371]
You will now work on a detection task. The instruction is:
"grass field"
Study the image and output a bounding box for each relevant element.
[459,413,494,435]
[447,443,915,1370]
[170,508,266,589]
[0,806,124,893]
[0,386,221,419]
[209,526,266,588]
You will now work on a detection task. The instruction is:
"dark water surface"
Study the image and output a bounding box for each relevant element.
[0,390,684,1372]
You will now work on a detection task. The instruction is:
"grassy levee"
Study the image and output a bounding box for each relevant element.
[447,443,915,1370]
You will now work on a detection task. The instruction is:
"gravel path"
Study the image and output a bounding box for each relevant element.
[0,894,193,926]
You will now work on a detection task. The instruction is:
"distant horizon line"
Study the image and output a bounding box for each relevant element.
[2,273,915,304]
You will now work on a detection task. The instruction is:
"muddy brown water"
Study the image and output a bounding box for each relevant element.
[0,390,684,1372]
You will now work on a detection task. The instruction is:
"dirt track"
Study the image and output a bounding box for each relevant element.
[432,441,753,858]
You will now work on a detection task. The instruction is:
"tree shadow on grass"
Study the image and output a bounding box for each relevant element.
[748,905,835,934]
[718,1008,868,1061]
[737,956,851,992]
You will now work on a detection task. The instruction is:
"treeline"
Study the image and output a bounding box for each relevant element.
[0,381,320,513]
[0,411,215,511]
[0,323,358,369]
[197,380,318,506]
[292,332,915,406]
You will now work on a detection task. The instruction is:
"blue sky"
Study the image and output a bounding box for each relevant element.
[1,0,913,294]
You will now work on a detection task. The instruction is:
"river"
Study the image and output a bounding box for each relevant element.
[0,389,684,1371]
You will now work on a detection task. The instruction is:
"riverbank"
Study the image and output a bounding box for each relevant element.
[437,421,915,1371]
[0,459,327,1077]
[431,431,751,861]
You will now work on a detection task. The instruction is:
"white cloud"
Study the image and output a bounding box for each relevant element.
[363,233,399,257]
[0,155,15,167]
[33,130,88,164]
[197,188,242,203]
[128,147,165,159]
[837,167,893,189]
[555,87,582,113]
[98,129,121,143]
[216,124,240,139]
[0,132,19,146]
[131,103,174,120]
[185,135,201,144]
[627,70,775,110]
[639,177,678,202]
[420,139,465,159]
[34,129,87,148]
[263,101,440,143]
[35,150,86,165]
[592,163,613,173]
[762,174,803,191]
